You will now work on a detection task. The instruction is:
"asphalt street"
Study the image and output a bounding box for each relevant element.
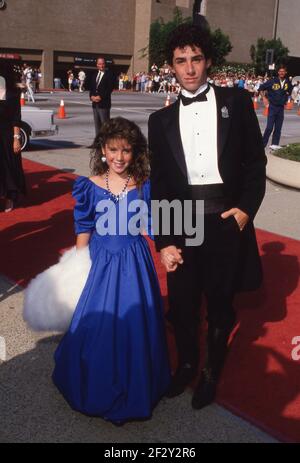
[24,90,300,147]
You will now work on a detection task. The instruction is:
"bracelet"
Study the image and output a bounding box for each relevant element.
[13,134,21,140]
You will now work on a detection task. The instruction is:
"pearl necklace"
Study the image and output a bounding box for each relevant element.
[105,169,131,202]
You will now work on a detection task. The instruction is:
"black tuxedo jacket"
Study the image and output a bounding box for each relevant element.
[89,70,115,109]
[148,85,267,291]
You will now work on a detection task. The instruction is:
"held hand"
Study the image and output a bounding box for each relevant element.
[91,96,101,103]
[221,208,249,231]
[13,140,21,154]
[160,246,183,273]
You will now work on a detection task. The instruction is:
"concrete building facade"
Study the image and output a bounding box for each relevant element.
[0,0,192,88]
[204,0,300,71]
[0,0,299,87]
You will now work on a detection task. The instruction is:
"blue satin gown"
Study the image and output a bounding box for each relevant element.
[52,177,171,423]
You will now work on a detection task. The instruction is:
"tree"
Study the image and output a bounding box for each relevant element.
[146,7,191,69]
[250,37,289,75]
[211,28,232,66]
[145,8,232,70]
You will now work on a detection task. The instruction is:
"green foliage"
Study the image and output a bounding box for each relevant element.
[211,29,232,66]
[273,143,300,162]
[250,37,289,74]
[146,7,191,69]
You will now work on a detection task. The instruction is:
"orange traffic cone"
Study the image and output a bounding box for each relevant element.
[58,99,66,119]
[253,96,259,110]
[20,92,26,106]
[297,106,300,116]
[165,94,171,107]
[285,97,293,110]
[263,105,269,117]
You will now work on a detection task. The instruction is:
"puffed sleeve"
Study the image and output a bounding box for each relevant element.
[142,179,154,240]
[72,177,95,235]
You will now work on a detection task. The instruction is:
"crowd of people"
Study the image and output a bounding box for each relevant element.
[118,66,300,104]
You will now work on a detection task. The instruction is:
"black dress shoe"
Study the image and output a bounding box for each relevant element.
[166,363,197,398]
[191,368,217,409]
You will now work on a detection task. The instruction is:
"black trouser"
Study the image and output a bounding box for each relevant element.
[167,213,241,368]
[92,106,110,136]
[263,104,284,147]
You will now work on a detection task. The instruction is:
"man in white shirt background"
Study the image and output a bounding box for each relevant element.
[78,69,86,92]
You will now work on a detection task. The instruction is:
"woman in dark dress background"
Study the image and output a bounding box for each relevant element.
[0,58,26,212]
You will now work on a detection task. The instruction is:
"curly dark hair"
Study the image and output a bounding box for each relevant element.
[166,23,213,66]
[90,117,149,188]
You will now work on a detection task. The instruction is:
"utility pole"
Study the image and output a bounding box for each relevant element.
[193,0,209,29]
[273,0,280,40]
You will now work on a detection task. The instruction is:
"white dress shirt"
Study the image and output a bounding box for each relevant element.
[179,84,223,185]
[96,71,104,86]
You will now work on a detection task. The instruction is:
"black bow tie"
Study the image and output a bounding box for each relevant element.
[180,86,210,106]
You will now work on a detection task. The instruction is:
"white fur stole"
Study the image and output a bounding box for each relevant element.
[23,246,92,332]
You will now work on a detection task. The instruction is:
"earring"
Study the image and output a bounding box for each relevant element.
[101,156,106,163]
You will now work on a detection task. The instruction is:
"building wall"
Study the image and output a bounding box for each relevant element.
[131,0,193,75]
[0,0,193,85]
[0,0,136,86]
[205,0,277,63]
[277,0,300,58]
[0,0,298,86]
[152,0,193,23]
[0,0,136,54]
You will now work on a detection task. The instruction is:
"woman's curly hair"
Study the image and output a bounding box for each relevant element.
[90,117,149,188]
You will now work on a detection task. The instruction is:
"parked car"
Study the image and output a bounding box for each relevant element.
[20,106,58,150]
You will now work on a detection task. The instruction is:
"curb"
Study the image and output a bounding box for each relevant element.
[266,152,300,189]
[0,336,6,361]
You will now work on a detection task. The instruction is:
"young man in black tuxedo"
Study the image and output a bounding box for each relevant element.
[89,57,115,135]
[148,24,267,409]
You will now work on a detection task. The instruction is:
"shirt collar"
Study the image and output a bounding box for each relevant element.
[181,82,209,99]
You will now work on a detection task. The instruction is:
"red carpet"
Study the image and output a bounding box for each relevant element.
[1,159,300,442]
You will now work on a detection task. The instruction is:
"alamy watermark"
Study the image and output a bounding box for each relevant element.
[291,336,300,361]
[95,198,204,247]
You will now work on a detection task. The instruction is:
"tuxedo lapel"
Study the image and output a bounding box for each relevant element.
[161,100,188,178]
[213,86,234,159]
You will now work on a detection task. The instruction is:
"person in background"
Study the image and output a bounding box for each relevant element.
[78,69,86,92]
[89,57,115,136]
[67,70,74,92]
[259,66,293,150]
[23,64,35,102]
[0,59,26,212]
